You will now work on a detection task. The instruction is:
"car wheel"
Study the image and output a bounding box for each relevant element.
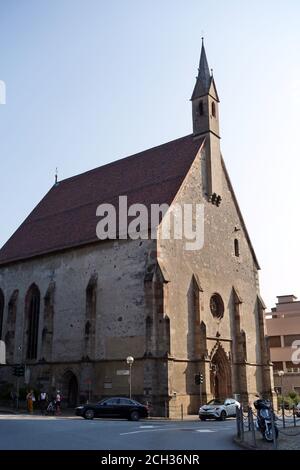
[219,411,226,421]
[130,410,140,421]
[84,409,95,420]
[200,417,206,421]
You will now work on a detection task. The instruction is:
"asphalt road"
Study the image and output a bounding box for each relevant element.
[0,414,239,450]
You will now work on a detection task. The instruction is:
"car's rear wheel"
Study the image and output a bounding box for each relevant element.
[84,409,95,420]
[130,410,140,421]
[219,411,226,421]
[200,416,206,421]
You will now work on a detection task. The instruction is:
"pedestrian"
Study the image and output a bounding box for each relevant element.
[55,390,62,415]
[26,389,35,414]
[39,390,48,415]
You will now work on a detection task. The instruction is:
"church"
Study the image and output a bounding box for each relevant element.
[0,42,274,416]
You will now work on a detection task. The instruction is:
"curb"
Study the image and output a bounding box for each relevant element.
[0,409,18,415]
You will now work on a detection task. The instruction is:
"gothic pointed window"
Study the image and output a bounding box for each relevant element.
[25,284,40,360]
[41,282,55,361]
[234,239,240,257]
[199,101,204,116]
[6,290,18,362]
[212,101,216,117]
[0,289,4,339]
[84,275,97,359]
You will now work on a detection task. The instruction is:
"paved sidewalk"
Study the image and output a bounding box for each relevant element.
[235,428,300,450]
[0,407,200,421]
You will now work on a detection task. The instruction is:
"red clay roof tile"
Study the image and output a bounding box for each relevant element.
[0,134,204,265]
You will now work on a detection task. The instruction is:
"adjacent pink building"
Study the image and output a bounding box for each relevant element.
[265,295,300,395]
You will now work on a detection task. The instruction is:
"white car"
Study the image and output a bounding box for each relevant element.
[199,398,240,421]
[296,402,300,417]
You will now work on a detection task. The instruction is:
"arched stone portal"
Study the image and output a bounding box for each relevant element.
[61,371,79,407]
[210,345,232,399]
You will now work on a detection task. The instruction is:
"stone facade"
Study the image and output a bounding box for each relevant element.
[154,145,274,415]
[0,41,275,417]
[0,147,274,416]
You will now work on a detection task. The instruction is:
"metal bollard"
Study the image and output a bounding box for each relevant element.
[271,406,277,450]
[240,404,244,441]
[236,406,241,438]
[247,406,251,431]
[249,408,257,447]
[293,406,296,427]
[282,403,286,428]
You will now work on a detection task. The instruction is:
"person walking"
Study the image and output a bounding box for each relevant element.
[55,390,62,416]
[39,390,48,415]
[26,389,35,414]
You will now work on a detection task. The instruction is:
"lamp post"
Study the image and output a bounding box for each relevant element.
[278,370,284,395]
[126,356,134,399]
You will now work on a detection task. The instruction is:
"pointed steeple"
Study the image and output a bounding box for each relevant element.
[191,38,211,100]
[190,39,222,200]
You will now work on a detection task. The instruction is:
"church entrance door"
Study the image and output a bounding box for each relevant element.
[210,345,232,399]
[61,371,79,407]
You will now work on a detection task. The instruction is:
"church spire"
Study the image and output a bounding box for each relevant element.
[191,38,211,100]
[191,39,220,138]
[191,40,222,201]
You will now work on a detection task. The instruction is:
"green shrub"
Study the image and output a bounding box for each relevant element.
[288,391,297,400]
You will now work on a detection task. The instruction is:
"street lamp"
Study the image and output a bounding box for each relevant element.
[278,370,284,395]
[126,356,134,399]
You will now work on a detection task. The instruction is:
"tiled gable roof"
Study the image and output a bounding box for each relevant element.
[0,134,204,265]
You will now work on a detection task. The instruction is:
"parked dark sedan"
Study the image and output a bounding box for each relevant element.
[75,397,149,421]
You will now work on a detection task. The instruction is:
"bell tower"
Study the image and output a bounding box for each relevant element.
[191,39,222,203]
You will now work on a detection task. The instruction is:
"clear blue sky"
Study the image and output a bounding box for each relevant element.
[0,0,299,308]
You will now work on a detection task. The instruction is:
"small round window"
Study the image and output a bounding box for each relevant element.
[210,293,224,320]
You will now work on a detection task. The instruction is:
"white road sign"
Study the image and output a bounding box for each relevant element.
[0,340,5,364]
[116,370,129,376]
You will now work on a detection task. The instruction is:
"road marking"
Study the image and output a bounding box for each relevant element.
[0,415,80,421]
[121,428,167,435]
[120,425,224,436]
[196,429,216,433]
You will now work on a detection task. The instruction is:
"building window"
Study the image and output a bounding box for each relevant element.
[41,282,55,361]
[286,361,300,373]
[283,334,300,347]
[199,101,204,116]
[85,320,91,336]
[0,289,4,339]
[268,336,281,348]
[234,239,240,257]
[272,361,284,371]
[210,293,224,320]
[25,284,40,360]
[212,101,216,117]
[165,316,171,355]
[83,275,97,359]
[5,290,18,362]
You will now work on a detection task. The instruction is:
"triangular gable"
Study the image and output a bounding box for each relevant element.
[221,156,260,270]
[208,77,220,102]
